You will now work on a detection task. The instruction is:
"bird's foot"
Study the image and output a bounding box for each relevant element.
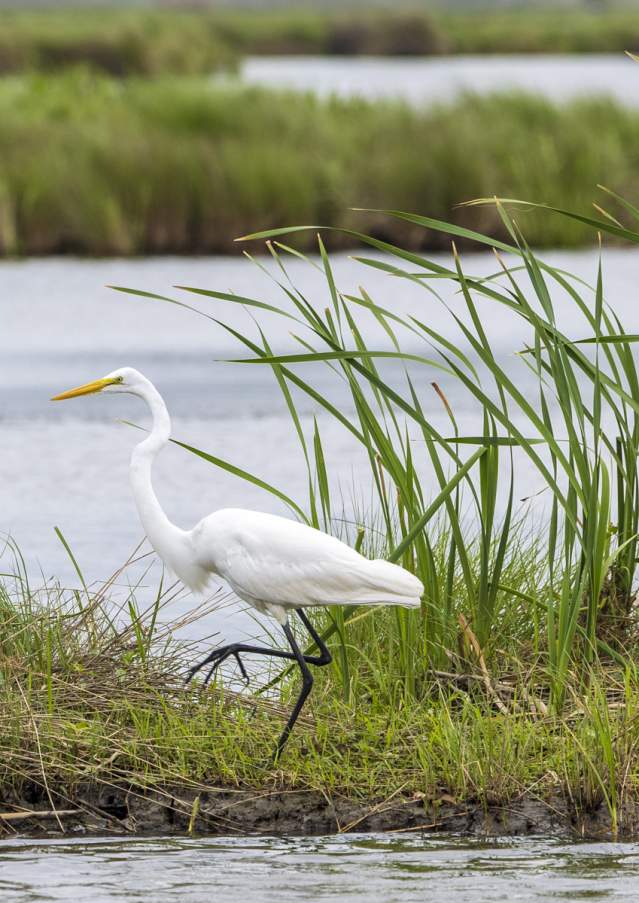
[203,650,249,687]
[185,644,250,688]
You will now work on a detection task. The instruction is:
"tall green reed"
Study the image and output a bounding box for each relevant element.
[118,197,639,709]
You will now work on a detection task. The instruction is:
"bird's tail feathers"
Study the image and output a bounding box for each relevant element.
[335,557,423,608]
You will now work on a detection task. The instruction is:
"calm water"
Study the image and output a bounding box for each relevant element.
[2,834,639,902]
[241,54,639,105]
[3,247,639,642]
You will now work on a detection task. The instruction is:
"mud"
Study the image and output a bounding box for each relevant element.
[1,783,636,840]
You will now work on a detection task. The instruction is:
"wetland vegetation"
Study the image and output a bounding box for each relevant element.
[1,72,638,255]
[1,7,638,78]
[1,6,638,257]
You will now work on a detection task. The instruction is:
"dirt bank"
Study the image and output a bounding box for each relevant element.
[1,784,635,841]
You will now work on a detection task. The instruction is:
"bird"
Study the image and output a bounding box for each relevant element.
[52,367,424,759]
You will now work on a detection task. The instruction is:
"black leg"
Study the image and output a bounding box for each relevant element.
[273,621,313,763]
[203,648,252,687]
[295,608,332,666]
[185,642,298,686]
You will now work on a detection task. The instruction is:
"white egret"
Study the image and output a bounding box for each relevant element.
[52,367,424,758]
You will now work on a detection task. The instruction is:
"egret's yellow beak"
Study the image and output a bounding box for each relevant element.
[51,377,119,401]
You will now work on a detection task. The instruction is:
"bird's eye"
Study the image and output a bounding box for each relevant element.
[115,376,124,383]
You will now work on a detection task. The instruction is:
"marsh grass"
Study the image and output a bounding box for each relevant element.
[1,73,639,255]
[0,541,278,812]
[0,10,236,77]
[238,207,639,705]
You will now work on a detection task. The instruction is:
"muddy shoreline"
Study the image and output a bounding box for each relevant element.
[1,784,635,841]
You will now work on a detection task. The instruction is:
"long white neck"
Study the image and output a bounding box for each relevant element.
[129,380,184,560]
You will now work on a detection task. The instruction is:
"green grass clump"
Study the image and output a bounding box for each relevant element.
[2,560,638,837]
[442,9,639,55]
[121,190,639,720]
[211,8,445,57]
[215,7,639,57]
[1,72,639,255]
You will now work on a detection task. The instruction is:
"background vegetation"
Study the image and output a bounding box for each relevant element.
[0,7,638,78]
[0,10,237,77]
[1,71,638,255]
[215,8,639,57]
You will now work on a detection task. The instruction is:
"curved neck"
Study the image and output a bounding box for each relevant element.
[129,381,182,554]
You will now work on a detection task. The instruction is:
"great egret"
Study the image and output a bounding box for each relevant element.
[52,367,424,758]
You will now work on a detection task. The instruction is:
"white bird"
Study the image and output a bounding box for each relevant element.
[52,367,424,758]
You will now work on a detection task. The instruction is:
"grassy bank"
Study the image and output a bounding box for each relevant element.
[1,72,639,255]
[442,9,639,55]
[2,556,639,838]
[121,197,639,835]
[1,8,638,77]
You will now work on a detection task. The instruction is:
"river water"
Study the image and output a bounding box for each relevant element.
[2,834,639,902]
[3,246,639,643]
[241,54,639,106]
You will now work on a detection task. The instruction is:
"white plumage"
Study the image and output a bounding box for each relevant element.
[192,508,423,624]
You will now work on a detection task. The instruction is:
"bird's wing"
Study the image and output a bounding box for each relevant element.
[194,509,422,608]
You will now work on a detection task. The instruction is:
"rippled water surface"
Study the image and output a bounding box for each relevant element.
[2,834,639,902]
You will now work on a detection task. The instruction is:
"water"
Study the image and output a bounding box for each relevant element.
[2,834,639,902]
[3,247,639,641]
[240,54,639,106]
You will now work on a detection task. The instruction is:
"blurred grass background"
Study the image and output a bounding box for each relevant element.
[0,74,638,255]
[0,1,637,255]
[1,6,638,76]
